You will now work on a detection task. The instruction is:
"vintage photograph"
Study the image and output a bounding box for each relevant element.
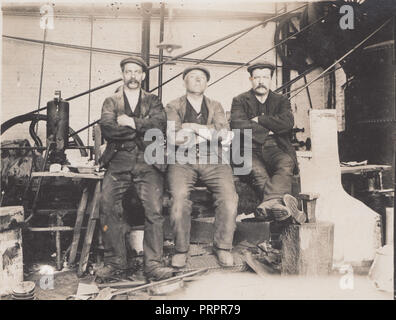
[0,0,394,301]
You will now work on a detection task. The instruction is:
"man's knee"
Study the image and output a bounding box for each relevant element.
[214,189,238,214]
[171,191,191,211]
[100,193,116,217]
[275,154,295,175]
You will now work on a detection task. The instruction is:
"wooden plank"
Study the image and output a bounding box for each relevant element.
[77,180,101,277]
[56,215,62,271]
[97,280,146,289]
[68,185,90,265]
[32,171,103,179]
[340,164,392,174]
[28,226,74,232]
[93,124,103,165]
[25,209,77,216]
[240,251,275,277]
[110,269,208,298]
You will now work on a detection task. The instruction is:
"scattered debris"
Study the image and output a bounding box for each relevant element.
[11,281,36,300]
[148,279,184,296]
[97,280,146,289]
[66,294,91,300]
[94,268,208,300]
[76,282,99,296]
[94,287,117,300]
[240,251,277,277]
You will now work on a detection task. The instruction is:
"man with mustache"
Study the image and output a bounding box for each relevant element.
[230,61,304,223]
[97,56,174,280]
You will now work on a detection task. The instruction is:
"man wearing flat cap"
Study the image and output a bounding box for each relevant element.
[230,60,304,223]
[98,56,174,280]
[165,66,238,268]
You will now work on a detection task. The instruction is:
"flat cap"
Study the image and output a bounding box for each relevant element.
[182,66,210,81]
[120,56,148,72]
[247,60,275,74]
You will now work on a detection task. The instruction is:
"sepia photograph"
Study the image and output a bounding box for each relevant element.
[0,0,394,303]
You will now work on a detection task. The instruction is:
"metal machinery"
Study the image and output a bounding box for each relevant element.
[274,1,395,170]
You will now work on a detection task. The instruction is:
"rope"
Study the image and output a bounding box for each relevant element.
[3,35,247,67]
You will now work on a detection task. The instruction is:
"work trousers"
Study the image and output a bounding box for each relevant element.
[100,153,165,273]
[167,163,238,252]
[250,137,295,201]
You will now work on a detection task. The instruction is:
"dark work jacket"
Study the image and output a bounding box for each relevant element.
[230,89,298,174]
[99,87,167,173]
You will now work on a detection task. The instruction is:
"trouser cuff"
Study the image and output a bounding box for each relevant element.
[213,243,233,251]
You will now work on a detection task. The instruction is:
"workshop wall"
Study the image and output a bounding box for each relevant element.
[1,3,343,149]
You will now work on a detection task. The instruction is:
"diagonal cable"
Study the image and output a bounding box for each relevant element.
[288,18,392,101]
[208,14,326,88]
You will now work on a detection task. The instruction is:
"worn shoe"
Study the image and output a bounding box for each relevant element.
[214,248,234,267]
[95,264,127,279]
[258,199,291,221]
[269,200,292,222]
[255,203,272,221]
[283,194,306,224]
[145,266,175,281]
[171,252,188,268]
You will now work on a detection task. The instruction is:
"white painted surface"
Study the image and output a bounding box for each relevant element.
[298,110,381,265]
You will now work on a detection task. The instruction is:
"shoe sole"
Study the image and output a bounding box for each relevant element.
[283,194,306,224]
[171,263,187,268]
[145,270,175,281]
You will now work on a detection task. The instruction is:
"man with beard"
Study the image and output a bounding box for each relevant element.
[230,61,304,223]
[97,56,174,280]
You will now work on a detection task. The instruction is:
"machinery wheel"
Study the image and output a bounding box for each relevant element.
[274,11,315,73]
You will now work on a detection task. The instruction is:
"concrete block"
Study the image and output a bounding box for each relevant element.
[281,222,334,276]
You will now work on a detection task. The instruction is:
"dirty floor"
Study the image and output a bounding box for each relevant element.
[1,265,391,300]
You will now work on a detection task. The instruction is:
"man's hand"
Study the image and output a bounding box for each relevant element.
[182,122,200,132]
[220,130,234,147]
[251,116,259,123]
[117,114,136,129]
[195,127,212,141]
[181,122,194,130]
[182,123,212,141]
